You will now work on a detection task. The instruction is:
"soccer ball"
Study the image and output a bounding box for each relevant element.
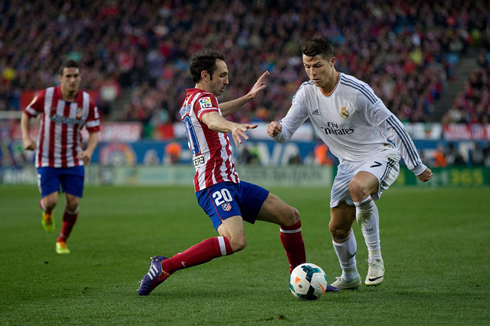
[289,263,328,300]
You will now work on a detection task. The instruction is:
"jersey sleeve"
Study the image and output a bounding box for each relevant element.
[86,101,101,133]
[355,86,392,127]
[274,87,309,143]
[356,86,427,175]
[194,94,220,122]
[378,114,427,175]
[23,90,45,117]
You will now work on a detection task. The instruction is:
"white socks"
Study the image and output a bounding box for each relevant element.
[332,229,359,281]
[355,196,383,260]
[332,196,384,280]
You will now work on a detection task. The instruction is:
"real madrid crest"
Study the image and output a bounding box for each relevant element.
[340,107,349,119]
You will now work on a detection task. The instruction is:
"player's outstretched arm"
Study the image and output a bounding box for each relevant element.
[219,71,269,117]
[20,112,36,151]
[202,111,257,148]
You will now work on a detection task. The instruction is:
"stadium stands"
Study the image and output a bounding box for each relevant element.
[0,0,488,127]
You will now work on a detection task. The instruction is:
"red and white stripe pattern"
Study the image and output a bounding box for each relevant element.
[180,88,239,192]
[279,225,302,234]
[217,236,230,256]
[24,86,100,168]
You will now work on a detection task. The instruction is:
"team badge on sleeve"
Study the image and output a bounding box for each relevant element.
[199,97,212,109]
[222,203,232,211]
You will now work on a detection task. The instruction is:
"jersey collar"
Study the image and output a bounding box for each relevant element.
[318,72,340,97]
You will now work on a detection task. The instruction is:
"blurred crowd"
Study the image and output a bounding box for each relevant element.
[0,0,489,129]
[430,141,490,167]
[443,48,490,125]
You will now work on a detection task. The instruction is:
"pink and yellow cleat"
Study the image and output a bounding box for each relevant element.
[42,211,55,233]
[56,241,70,254]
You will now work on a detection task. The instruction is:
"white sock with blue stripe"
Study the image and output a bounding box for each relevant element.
[355,196,382,260]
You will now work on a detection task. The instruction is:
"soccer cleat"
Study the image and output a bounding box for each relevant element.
[330,276,362,290]
[56,241,70,254]
[138,256,170,296]
[365,258,385,286]
[42,211,55,233]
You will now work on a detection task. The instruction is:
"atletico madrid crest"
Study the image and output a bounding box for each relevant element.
[76,107,84,118]
[222,203,232,211]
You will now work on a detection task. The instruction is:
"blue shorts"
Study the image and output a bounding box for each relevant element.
[37,166,85,198]
[196,181,269,230]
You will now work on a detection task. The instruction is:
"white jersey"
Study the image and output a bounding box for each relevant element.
[274,73,426,175]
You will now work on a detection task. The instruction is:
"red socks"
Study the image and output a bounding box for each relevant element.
[160,222,305,276]
[280,220,306,273]
[56,209,79,243]
[162,236,233,274]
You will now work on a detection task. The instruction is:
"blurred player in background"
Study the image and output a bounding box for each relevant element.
[268,38,433,290]
[138,49,307,295]
[21,60,100,254]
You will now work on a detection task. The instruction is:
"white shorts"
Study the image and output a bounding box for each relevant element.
[330,154,400,208]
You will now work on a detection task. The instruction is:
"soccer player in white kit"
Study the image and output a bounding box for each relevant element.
[268,38,433,289]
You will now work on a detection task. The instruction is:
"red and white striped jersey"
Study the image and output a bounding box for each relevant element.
[180,88,239,192]
[24,86,100,168]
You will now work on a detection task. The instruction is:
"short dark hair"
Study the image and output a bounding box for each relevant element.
[59,60,80,76]
[301,38,334,60]
[189,49,225,83]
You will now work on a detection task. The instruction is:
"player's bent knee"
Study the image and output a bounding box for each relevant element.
[286,207,301,226]
[329,223,350,240]
[348,180,369,200]
[45,203,57,211]
[229,236,247,252]
[65,197,80,212]
[43,198,58,211]
[276,205,300,227]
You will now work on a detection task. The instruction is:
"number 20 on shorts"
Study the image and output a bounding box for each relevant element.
[212,189,233,206]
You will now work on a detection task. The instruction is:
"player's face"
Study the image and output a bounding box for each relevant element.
[209,60,229,96]
[59,67,81,94]
[303,55,337,91]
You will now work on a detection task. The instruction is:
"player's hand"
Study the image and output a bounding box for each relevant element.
[417,167,433,182]
[267,121,282,137]
[78,151,93,165]
[231,123,258,148]
[22,137,36,151]
[247,71,269,99]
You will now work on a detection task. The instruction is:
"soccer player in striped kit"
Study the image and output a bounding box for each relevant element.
[268,38,433,289]
[138,50,307,295]
[21,60,100,254]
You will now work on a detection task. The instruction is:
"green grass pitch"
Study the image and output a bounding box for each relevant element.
[1,184,489,325]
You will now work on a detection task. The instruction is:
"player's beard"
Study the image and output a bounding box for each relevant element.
[68,88,78,96]
[212,83,226,96]
[67,83,79,95]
